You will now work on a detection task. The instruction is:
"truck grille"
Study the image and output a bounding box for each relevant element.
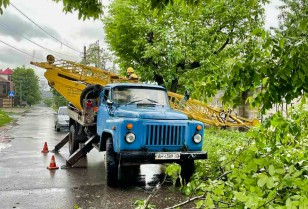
[145,125,186,146]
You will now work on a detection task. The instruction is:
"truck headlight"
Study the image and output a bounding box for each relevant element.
[193,134,202,143]
[125,132,136,143]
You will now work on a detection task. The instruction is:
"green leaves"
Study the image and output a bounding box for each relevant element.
[105,0,268,96]
[257,172,276,189]
[269,165,275,176]
[0,109,12,126]
[0,0,9,14]
[12,66,42,106]
[257,173,268,187]
[53,0,103,20]
[165,104,308,209]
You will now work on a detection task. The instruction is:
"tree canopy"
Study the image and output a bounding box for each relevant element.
[104,0,307,112]
[222,0,308,111]
[12,66,41,106]
[0,0,194,18]
[0,0,103,19]
[0,0,9,14]
[104,0,267,97]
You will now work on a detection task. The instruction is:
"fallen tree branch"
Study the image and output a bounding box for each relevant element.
[164,194,206,209]
[215,171,232,180]
[256,197,276,209]
[142,175,167,209]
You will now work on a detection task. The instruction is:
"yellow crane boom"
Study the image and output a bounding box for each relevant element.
[31,56,259,127]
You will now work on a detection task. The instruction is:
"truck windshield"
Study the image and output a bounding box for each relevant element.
[112,87,169,106]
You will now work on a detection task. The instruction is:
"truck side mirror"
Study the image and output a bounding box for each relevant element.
[106,99,114,116]
[106,99,113,108]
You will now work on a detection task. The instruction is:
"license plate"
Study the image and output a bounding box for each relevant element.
[155,152,180,160]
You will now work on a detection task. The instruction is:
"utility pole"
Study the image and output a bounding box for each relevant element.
[83,46,87,65]
[19,81,22,106]
[97,40,100,68]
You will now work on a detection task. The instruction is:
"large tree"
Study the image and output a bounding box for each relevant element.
[0,0,195,18]
[12,66,42,106]
[104,0,267,94]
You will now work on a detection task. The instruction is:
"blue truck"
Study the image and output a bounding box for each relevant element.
[48,82,207,187]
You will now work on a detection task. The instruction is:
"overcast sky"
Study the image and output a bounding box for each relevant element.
[0,0,282,80]
[0,0,106,79]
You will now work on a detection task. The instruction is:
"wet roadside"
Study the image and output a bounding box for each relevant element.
[0,107,29,128]
[0,106,195,209]
[0,107,29,150]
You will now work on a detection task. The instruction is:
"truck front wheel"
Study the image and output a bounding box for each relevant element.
[105,138,119,187]
[180,160,195,184]
[69,125,79,155]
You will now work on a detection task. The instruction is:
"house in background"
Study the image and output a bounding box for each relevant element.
[0,68,15,108]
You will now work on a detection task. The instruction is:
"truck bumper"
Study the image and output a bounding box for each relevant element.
[118,151,207,165]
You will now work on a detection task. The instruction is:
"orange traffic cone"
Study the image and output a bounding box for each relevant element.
[41,142,49,154]
[47,155,59,170]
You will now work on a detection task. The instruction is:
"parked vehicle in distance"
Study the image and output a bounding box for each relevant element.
[54,106,69,132]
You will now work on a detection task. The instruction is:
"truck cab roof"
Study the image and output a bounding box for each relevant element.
[105,83,166,90]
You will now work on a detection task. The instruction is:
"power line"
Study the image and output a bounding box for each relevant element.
[0,22,80,60]
[9,2,83,54]
[0,39,44,61]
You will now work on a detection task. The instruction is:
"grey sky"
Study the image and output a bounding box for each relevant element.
[0,11,61,41]
[264,0,284,29]
[0,0,105,77]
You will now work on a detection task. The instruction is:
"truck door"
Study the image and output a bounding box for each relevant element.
[97,87,111,136]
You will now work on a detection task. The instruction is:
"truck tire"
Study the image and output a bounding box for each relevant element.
[69,125,79,155]
[118,165,140,185]
[105,138,118,187]
[55,123,61,132]
[180,160,195,184]
[80,84,103,108]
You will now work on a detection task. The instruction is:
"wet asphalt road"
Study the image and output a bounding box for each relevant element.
[0,106,189,209]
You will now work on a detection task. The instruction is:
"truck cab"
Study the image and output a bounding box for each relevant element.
[96,83,207,186]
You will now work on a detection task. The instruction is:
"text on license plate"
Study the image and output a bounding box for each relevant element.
[155,152,180,160]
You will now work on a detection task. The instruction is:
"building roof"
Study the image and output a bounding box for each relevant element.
[0,68,13,75]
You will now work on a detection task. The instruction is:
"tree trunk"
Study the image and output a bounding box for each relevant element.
[170,78,179,93]
[239,91,249,118]
[154,73,164,86]
[239,91,250,131]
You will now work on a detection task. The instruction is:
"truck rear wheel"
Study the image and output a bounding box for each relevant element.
[105,138,119,187]
[180,160,195,184]
[69,125,79,155]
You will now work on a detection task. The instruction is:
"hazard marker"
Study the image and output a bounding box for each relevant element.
[47,155,59,170]
[41,142,49,154]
